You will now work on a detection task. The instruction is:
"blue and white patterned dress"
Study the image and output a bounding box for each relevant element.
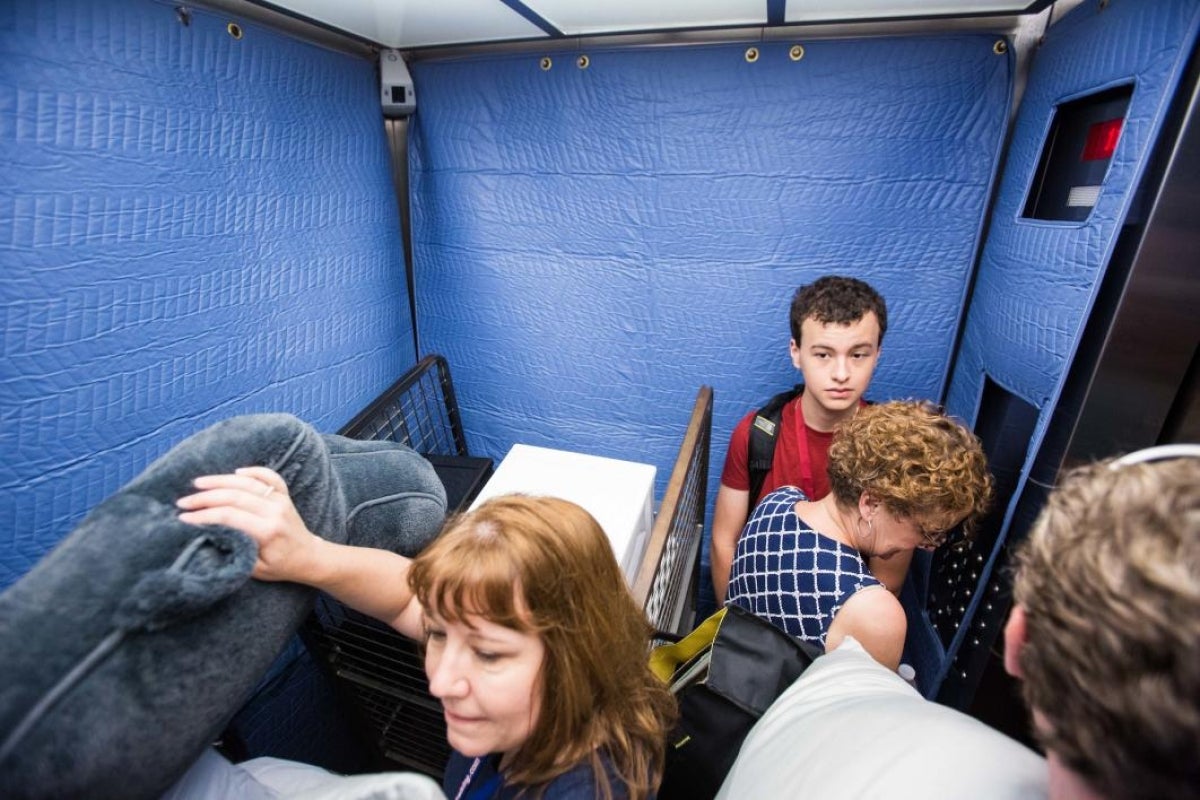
[727,486,882,645]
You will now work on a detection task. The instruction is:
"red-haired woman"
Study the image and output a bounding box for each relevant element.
[179,478,674,800]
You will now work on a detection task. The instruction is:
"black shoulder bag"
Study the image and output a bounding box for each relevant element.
[650,604,822,800]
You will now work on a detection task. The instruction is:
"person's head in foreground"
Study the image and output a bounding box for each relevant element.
[1005,449,1200,800]
[408,495,676,800]
[827,400,992,559]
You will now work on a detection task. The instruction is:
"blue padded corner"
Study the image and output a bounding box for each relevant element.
[0,0,417,589]
[948,0,1200,418]
[933,0,1200,689]
[408,35,1012,529]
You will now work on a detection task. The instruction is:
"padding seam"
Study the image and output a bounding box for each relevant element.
[345,491,448,526]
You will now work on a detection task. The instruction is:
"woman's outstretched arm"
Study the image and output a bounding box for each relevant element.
[176,466,424,639]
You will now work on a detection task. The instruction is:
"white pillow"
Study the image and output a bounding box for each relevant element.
[160,750,446,800]
[159,749,280,800]
[716,638,1047,800]
[241,757,446,800]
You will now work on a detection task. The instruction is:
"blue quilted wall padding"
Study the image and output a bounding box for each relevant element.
[409,35,1012,590]
[937,0,1200,684]
[0,0,415,588]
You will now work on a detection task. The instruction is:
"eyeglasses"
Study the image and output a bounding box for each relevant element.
[917,524,947,551]
[917,521,968,551]
[1112,444,1200,467]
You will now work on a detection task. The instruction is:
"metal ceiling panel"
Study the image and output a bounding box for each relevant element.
[785,0,1043,23]
[269,0,548,48]
[247,0,1052,49]
[527,0,767,36]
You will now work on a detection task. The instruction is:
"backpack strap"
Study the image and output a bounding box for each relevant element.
[746,385,804,509]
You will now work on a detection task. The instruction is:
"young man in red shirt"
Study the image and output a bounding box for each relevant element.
[710,276,897,605]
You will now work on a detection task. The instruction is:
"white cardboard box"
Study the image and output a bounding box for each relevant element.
[468,444,657,584]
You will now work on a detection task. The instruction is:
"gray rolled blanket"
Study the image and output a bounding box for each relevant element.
[0,413,446,800]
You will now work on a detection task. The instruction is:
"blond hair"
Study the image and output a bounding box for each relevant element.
[1012,457,1200,800]
[826,400,992,536]
[408,495,676,799]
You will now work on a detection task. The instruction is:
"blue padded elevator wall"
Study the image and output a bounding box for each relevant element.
[934,0,1200,688]
[0,0,415,589]
[409,35,1012,593]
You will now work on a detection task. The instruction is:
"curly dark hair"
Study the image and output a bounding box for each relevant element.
[826,400,991,538]
[789,275,888,346]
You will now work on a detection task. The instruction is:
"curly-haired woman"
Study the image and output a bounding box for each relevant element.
[725,400,992,670]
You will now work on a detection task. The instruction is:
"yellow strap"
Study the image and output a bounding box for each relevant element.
[649,607,727,682]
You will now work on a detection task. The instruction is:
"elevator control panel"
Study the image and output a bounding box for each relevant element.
[1023,85,1133,222]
